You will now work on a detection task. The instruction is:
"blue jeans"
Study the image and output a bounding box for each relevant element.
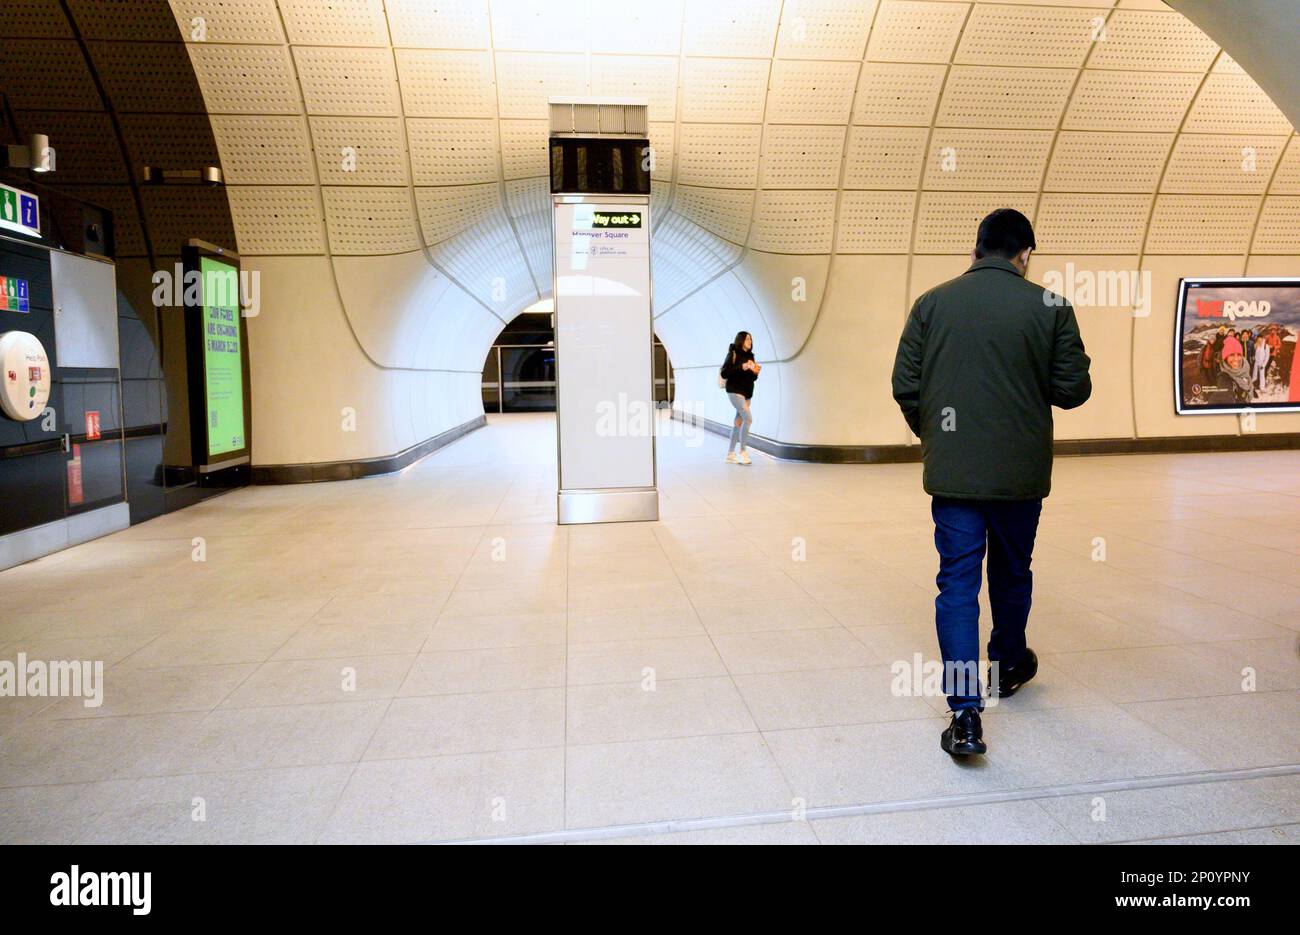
[727,393,751,452]
[931,497,1043,712]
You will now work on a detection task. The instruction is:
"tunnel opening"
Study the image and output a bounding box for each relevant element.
[481,303,674,414]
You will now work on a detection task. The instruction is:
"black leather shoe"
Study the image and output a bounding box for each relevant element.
[941,709,987,756]
[993,648,1039,698]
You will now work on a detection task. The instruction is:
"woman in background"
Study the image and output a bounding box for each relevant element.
[1252,332,1271,394]
[720,331,761,464]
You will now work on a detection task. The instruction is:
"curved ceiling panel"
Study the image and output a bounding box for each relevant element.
[160,0,1297,381]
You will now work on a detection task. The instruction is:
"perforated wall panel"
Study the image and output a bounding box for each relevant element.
[68,0,179,40]
[293,46,401,116]
[396,50,495,118]
[648,122,676,182]
[1161,135,1285,195]
[495,52,587,121]
[684,0,783,58]
[0,39,102,110]
[937,66,1075,129]
[836,190,916,253]
[852,62,946,126]
[1063,70,1201,132]
[505,177,549,221]
[1034,193,1152,254]
[776,0,877,61]
[226,186,326,254]
[1183,73,1293,135]
[279,0,389,46]
[311,116,409,186]
[866,1,969,64]
[407,119,499,186]
[843,126,929,189]
[499,120,548,180]
[762,125,847,189]
[491,0,589,53]
[749,191,837,254]
[385,0,490,49]
[1086,10,1219,72]
[1044,131,1173,193]
[209,115,315,185]
[169,0,285,44]
[680,59,770,124]
[89,40,208,112]
[672,186,755,244]
[677,124,762,188]
[1145,195,1257,254]
[188,43,301,114]
[1252,197,1300,254]
[1270,137,1300,195]
[591,4,684,56]
[651,181,672,221]
[322,187,421,255]
[955,5,1098,68]
[416,184,503,245]
[914,192,1035,253]
[766,60,859,125]
[652,213,739,307]
[923,128,1053,191]
[5,0,75,38]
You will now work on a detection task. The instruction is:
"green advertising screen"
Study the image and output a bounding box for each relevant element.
[199,255,246,458]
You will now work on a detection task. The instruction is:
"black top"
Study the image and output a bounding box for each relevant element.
[891,256,1092,501]
[720,344,759,399]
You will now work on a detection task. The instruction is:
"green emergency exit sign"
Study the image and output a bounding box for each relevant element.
[590,211,642,229]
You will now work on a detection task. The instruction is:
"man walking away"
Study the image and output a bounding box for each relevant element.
[891,208,1092,757]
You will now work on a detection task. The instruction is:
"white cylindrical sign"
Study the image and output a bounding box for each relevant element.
[0,330,52,421]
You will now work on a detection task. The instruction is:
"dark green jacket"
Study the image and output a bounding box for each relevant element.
[891,257,1092,500]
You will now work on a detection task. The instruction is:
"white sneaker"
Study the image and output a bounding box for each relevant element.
[737,449,752,465]
[725,451,739,463]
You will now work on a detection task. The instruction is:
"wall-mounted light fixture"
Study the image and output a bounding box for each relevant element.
[4,133,56,173]
[141,166,223,186]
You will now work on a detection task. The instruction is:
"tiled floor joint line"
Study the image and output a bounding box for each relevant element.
[436,763,1300,845]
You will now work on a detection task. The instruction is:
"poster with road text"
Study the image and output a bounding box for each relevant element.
[1176,278,1300,414]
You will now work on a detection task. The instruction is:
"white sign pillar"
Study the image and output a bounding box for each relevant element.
[553,197,658,524]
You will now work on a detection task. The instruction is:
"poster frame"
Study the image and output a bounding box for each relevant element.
[1174,276,1300,416]
[182,241,252,469]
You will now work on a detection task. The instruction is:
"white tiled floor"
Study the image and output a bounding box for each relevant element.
[1,412,1298,844]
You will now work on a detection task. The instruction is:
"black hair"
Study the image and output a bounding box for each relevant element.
[974,208,1036,260]
[732,331,752,352]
